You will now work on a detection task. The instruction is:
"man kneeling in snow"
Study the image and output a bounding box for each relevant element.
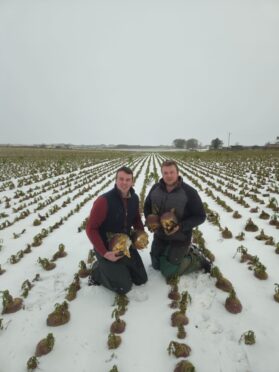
[86,166,148,294]
[144,160,211,279]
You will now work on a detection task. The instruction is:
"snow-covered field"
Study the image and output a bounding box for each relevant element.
[0,152,278,372]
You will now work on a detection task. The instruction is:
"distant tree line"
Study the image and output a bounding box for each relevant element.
[172,138,223,150]
[172,138,200,149]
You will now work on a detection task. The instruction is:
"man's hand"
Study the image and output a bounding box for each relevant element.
[164,225,180,236]
[104,251,123,262]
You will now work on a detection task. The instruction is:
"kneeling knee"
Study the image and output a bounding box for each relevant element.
[115,283,132,295]
[141,276,148,285]
[151,256,160,270]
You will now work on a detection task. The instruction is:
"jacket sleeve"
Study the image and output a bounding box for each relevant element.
[180,188,206,232]
[85,196,108,256]
[133,202,145,230]
[143,185,156,218]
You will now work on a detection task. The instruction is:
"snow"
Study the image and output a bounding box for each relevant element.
[0,154,279,372]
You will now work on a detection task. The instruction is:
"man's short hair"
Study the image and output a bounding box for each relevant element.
[161,160,179,172]
[116,166,134,178]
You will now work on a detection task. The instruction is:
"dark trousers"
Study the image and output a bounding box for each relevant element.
[92,248,148,294]
[150,236,202,277]
[150,236,191,269]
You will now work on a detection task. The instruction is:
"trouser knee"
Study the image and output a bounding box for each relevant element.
[150,253,160,270]
[114,281,132,295]
[142,275,148,284]
[134,275,148,286]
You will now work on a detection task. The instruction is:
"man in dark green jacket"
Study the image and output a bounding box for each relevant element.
[144,160,210,278]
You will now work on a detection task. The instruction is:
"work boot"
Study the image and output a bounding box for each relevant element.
[88,261,101,286]
[198,255,212,273]
[190,244,212,274]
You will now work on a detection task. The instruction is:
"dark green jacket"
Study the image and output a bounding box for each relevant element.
[144,176,206,245]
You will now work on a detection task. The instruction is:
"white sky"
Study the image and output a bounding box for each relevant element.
[0,0,278,146]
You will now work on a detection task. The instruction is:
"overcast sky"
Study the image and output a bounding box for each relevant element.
[0,0,278,146]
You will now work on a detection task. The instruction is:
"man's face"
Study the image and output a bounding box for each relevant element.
[116,171,133,195]
[162,165,179,186]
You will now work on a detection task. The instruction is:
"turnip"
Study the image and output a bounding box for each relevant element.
[145,214,160,232]
[131,230,149,249]
[109,233,131,258]
[35,333,55,356]
[107,333,121,349]
[47,301,70,326]
[110,309,126,334]
[160,209,178,234]
[174,360,195,372]
[167,341,191,358]
[1,290,23,314]
[225,289,242,314]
